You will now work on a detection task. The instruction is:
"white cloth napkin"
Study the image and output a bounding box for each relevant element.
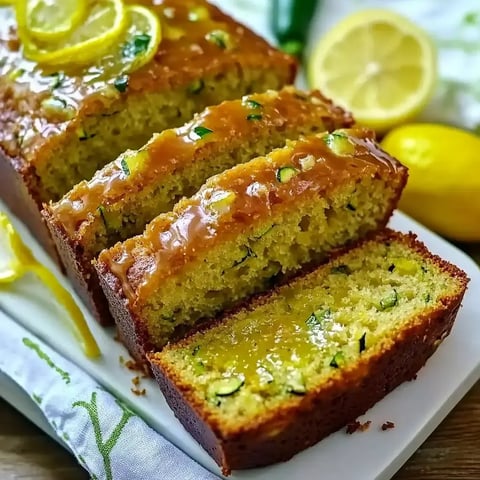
[1,1,480,479]
[0,310,219,480]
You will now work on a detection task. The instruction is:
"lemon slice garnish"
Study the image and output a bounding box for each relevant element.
[0,212,100,358]
[20,0,126,66]
[308,9,437,132]
[17,0,88,42]
[111,5,162,74]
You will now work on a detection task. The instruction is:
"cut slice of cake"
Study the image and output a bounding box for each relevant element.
[148,230,469,474]
[0,0,296,258]
[95,128,408,362]
[43,87,353,324]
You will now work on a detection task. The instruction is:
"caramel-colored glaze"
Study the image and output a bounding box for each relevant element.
[50,87,351,237]
[0,0,294,162]
[97,128,405,303]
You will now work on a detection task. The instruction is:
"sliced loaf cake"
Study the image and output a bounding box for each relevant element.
[0,0,296,258]
[43,87,353,324]
[149,230,468,474]
[95,128,408,362]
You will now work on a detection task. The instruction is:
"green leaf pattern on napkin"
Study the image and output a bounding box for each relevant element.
[22,337,71,384]
[73,392,135,480]
[32,392,43,405]
[21,336,137,480]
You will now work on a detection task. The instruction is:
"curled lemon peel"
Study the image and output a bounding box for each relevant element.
[0,212,100,358]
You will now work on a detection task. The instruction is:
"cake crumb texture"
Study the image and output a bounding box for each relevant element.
[96,128,407,362]
[149,230,468,473]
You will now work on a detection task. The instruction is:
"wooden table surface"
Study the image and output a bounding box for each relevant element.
[1,244,479,479]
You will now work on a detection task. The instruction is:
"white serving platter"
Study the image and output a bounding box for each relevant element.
[1,200,479,480]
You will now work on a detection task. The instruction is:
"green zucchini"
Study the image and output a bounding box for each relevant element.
[330,264,352,275]
[114,75,129,93]
[120,157,130,176]
[97,205,108,229]
[244,99,263,109]
[330,351,345,368]
[378,290,399,310]
[187,78,204,94]
[323,132,355,156]
[233,245,256,267]
[205,30,232,50]
[276,166,299,183]
[306,308,331,329]
[271,0,319,57]
[359,332,367,353]
[193,125,213,139]
[210,376,244,396]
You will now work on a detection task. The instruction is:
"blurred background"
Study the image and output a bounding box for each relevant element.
[217,0,480,255]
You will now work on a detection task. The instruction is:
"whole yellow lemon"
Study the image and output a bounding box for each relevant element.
[381,123,480,242]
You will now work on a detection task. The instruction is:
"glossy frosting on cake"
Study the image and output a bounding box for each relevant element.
[50,88,352,236]
[97,128,404,301]
[0,0,294,161]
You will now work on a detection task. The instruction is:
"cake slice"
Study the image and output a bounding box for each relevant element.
[148,230,469,474]
[95,128,408,362]
[43,87,353,324]
[0,0,295,258]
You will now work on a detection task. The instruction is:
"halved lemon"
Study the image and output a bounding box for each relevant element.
[109,4,162,74]
[16,0,88,42]
[21,0,126,66]
[308,9,437,132]
[0,212,100,358]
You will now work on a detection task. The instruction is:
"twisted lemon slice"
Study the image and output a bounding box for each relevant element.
[20,0,126,66]
[0,213,100,358]
[121,5,161,72]
[17,0,88,42]
[102,4,162,77]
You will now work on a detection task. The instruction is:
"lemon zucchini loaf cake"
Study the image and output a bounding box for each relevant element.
[149,230,469,473]
[43,87,353,324]
[95,128,408,362]
[0,0,295,258]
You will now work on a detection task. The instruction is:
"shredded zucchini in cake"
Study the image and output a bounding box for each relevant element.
[157,236,464,427]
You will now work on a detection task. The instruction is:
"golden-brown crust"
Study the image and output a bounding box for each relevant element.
[98,265,156,364]
[43,207,112,324]
[0,148,61,261]
[148,230,469,474]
